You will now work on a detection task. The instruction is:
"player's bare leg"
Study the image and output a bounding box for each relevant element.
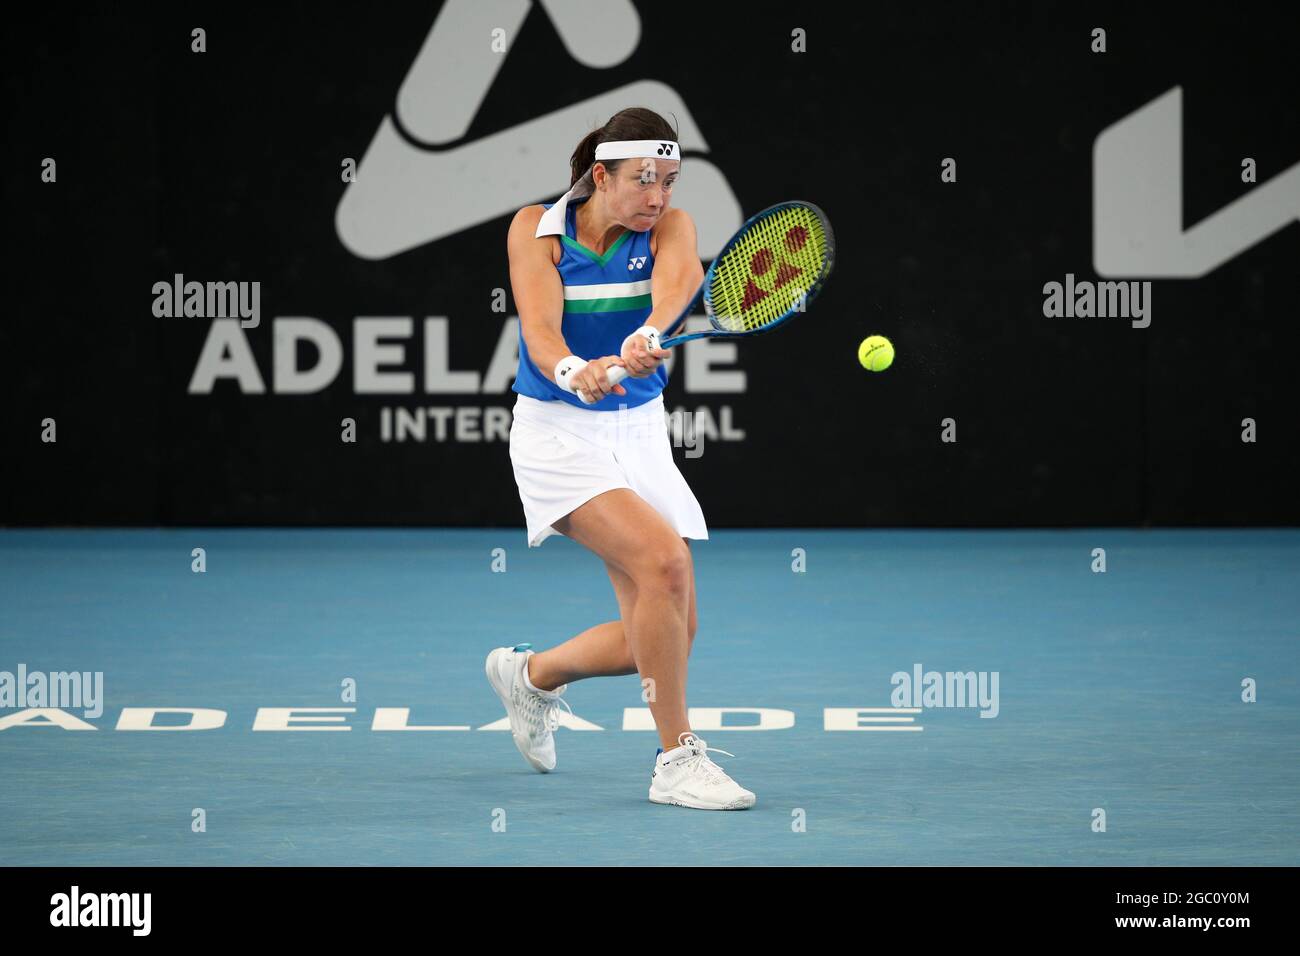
[527,542,697,690]
[547,489,693,751]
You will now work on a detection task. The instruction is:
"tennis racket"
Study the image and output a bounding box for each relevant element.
[581,199,835,402]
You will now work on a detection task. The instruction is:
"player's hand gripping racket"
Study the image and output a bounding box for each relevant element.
[583,200,835,401]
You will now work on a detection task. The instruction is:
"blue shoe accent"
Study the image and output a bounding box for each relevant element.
[512,643,532,652]
[656,748,663,757]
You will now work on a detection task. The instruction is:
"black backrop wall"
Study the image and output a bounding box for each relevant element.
[5,2,1298,527]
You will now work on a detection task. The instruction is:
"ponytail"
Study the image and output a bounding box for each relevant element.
[569,129,604,188]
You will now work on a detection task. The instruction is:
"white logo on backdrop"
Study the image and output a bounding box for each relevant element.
[335,0,741,260]
[1094,86,1300,277]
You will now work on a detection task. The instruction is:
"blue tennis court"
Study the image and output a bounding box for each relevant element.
[2,528,1296,866]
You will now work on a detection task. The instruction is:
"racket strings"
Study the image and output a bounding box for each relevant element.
[706,205,830,332]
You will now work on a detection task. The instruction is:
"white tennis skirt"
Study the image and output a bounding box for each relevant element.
[509,392,709,548]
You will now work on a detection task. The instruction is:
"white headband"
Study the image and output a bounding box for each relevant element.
[594,139,680,161]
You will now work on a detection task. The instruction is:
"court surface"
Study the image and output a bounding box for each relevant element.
[2,528,1297,866]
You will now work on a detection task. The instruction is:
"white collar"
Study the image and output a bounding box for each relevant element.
[534,180,594,238]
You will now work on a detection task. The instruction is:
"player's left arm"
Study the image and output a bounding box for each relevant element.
[649,208,704,327]
[623,209,704,376]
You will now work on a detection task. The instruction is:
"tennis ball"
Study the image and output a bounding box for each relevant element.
[858,335,894,372]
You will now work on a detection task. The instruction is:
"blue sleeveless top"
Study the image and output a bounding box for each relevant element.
[512,196,668,410]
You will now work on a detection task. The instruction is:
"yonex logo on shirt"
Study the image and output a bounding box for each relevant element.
[627,256,647,270]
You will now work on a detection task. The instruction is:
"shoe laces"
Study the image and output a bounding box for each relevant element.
[516,681,573,734]
[674,732,734,784]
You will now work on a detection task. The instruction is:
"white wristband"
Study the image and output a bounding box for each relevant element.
[553,355,589,394]
[621,325,661,357]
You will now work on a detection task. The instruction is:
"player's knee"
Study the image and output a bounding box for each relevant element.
[637,541,692,599]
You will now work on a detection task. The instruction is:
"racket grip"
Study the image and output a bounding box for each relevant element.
[587,325,657,401]
[576,363,628,404]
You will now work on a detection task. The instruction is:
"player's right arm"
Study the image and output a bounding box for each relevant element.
[508,205,625,400]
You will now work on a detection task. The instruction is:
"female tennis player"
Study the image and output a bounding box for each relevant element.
[484,108,755,810]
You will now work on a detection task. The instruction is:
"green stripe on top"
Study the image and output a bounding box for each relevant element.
[560,228,633,266]
[563,292,653,314]
[562,278,652,313]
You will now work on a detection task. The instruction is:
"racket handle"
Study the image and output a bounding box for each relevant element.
[575,363,627,404]
[585,325,658,400]
[578,324,662,402]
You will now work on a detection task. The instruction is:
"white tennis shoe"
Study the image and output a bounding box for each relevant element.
[648,732,756,810]
[485,643,573,773]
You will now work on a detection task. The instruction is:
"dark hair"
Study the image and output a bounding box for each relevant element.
[569,107,680,188]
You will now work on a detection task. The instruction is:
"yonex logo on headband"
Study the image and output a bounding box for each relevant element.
[594,139,680,162]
